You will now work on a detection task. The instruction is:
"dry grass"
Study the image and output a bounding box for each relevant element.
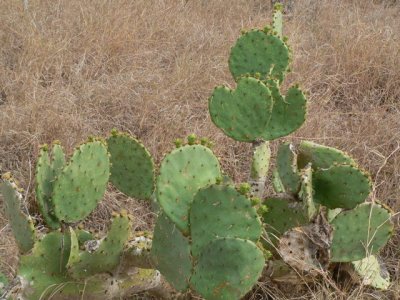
[0,0,399,299]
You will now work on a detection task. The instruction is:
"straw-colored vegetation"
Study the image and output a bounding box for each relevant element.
[0,0,399,298]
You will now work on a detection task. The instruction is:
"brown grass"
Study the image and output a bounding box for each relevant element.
[0,0,399,299]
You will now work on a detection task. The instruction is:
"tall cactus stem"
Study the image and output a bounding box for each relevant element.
[249,141,271,198]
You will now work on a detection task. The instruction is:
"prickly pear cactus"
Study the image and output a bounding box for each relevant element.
[209,77,273,142]
[190,184,262,258]
[107,130,155,200]
[330,202,393,262]
[52,139,110,222]
[190,237,265,300]
[0,175,36,253]
[313,164,372,209]
[35,143,65,229]
[68,213,131,279]
[229,29,289,82]
[151,212,192,292]
[276,142,301,194]
[156,144,221,234]
[297,141,356,170]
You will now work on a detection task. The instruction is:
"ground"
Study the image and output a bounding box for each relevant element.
[0,0,399,299]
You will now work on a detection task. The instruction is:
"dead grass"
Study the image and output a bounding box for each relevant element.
[0,0,399,299]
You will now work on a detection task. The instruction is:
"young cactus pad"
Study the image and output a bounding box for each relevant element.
[156,144,221,234]
[209,77,273,142]
[313,164,372,209]
[272,4,283,38]
[297,141,356,170]
[35,143,65,229]
[190,237,265,300]
[0,178,36,253]
[330,203,393,262]
[151,212,192,292]
[262,81,307,140]
[68,213,131,279]
[189,184,262,258]
[52,140,110,222]
[229,29,289,82]
[107,131,155,200]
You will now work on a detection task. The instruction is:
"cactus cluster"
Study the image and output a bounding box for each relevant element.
[0,4,396,300]
[0,135,159,299]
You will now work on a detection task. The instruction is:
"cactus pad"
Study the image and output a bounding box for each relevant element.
[0,179,36,253]
[156,145,221,234]
[53,140,110,222]
[276,143,301,194]
[209,77,273,142]
[18,231,81,299]
[330,203,393,262]
[272,168,285,193]
[261,198,307,247]
[262,81,307,140]
[190,184,262,258]
[250,141,271,180]
[190,237,265,300]
[298,141,356,170]
[298,164,317,221]
[107,131,154,200]
[272,5,283,38]
[229,29,289,82]
[35,143,65,229]
[68,213,131,279]
[151,213,192,292]
[351,255,390,290]
[313,164,371,209]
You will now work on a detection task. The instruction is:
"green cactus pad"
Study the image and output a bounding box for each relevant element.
[272,168,285,193]
[276,143,301,194]
[209,77,273,142]
[352,255,390,290]
[107,131,154,200]
[298,141,356,170]
[75,229,94,246]
[35,143,65,229]
[190,184,262,258]
[261,198,308,247]
[53,140,110,222]
[298,164,317,221]
[313,164,372,209]
[262,81,307,140]
[18,231,81,299]
[0,179,36,253]
[151,212,192,292]
[190,237,265,300]
[229,29,289,82]
[156,145,221,234]
[272,6,283,38]
[68,213,130,279]
[250,141,271,180]
[67,228,80,268]
[331,203,393,262]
